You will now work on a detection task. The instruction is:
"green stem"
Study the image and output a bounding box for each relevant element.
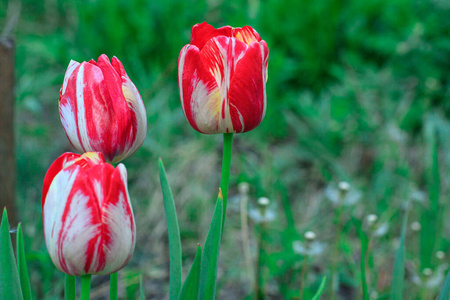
[110,272,118,300]
[220,133,233,232]
[65,275,76,300]
[81,274,92,300]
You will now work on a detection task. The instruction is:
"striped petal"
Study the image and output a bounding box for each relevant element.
[110,57,147,163]
[228,40,269,133]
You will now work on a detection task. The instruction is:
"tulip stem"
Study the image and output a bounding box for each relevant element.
[220,133,233,233]
[110,272,118,300]
[65,275,76,300]
[80,275,92,300]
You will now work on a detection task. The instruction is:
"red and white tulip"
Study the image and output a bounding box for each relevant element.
[59,54,147,163]
[42,152,136,276]
[178,22,269,134]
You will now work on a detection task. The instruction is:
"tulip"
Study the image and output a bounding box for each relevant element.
[59,54,147,163]
[178,22,269,134]
[42,152,135,276]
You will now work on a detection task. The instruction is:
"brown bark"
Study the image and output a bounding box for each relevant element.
[0,37,17,227]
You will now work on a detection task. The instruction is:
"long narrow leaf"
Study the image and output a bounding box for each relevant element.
[159,159,182,300]
[439,268,450,300]
[311,277,327,300]
[16,223,32,300]
[0,208,23,299]
[179,245,202,300]
[390,203,410,300]
[359,226,369,300]
[140,275,145,300]
[420,117,440,269]
[198,191,224,300]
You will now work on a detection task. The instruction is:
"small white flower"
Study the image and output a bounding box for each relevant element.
[304,231,316,241]
[410,221,421,232]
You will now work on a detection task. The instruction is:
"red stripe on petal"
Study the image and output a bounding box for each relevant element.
[42,152,80,207]
[228,41,268,133]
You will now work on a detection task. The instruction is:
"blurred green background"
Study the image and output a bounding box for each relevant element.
[1,0,450,298]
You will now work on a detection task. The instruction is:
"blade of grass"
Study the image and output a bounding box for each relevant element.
[0,208,23,300]
[179,245,202,300]
[16,223,32,300]
[198,190,224,300]
[359,224,369,300]
[420,116,440,269]
[438,269,450,300]
[311,277,327,300]
[390,202,410,300]
[140,275,145,300]
[159,158,182,300]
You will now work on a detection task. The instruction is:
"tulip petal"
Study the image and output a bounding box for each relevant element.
[190,22,232,50]
[179,37,251,134]
[111,57,147,163]
[179,44,221,133]
[44,165,100,275]
[61,60,80,95]
[96,163,135,275]
[42,152,81,207]
[228,41,269,133]
[233,26,261,45]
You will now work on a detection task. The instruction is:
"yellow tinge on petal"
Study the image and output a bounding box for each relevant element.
[234,30,259,45]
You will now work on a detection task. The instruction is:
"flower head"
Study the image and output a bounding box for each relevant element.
[178,22,269,134]
[42,152,135,276]
[59,54,147,163]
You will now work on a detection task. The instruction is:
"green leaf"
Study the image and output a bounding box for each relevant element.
[0,208,23,300]
[159,158,182,300]
[390,203,410,300]
[16,223,32,300]
[311,277,327,300]
[198,191,224,300]
[179,245,202,300]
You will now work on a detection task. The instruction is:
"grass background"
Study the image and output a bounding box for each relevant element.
[1,0,450,298]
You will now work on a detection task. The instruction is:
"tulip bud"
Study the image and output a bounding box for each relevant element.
[59,54,147,163]
[178,22,269,134]
[42,152,136,276]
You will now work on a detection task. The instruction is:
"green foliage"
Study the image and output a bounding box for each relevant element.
[4,0,450,298]
[159,158,182,300]
[0,209,23,300]
[391,204,410,300]
[312,277,327,300]
[179,245,202,300]
[17,224,32,300]
[199,193,224,300]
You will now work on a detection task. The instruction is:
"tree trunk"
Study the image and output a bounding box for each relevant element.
[0,37,17,227]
